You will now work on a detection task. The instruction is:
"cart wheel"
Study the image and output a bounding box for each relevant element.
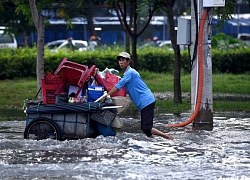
[24,118,61,140]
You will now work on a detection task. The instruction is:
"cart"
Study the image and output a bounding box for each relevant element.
[23,58,126,140]
[23,100,121,140]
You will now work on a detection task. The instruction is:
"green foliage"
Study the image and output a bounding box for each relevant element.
[1,44,250,80]
[212,0,238,28]
[0,47,36,79]
[138,47,175,73]
[212,47,250,73]
[211,33,247,50]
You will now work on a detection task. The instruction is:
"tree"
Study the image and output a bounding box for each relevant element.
[28,0,45,99]
[12,0,48,98]
[12,0,93,99]
[80,0,108,43]
[14,0,76,98]
[108,0,159,69]
[105,0,184,104]
[106,0,241,105]
[50,0,104,41]
[159,0,244,105]
[160,0,182,104]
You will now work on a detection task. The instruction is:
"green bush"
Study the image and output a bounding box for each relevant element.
[0,45,250,80]
[0,47,36,79]
[212,47,250,73]
[138,47,175,73]
[211,33,248,50]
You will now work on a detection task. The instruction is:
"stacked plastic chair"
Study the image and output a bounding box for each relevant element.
[54,58,96,98]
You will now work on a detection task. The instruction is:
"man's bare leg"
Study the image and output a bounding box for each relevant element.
[150,128,174,140]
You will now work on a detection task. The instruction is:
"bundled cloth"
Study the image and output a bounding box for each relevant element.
[106,96,132,129]
[111,96,132,114]
[111,115,123,129]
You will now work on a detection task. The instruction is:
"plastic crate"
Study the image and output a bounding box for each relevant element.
[42,73,63,104]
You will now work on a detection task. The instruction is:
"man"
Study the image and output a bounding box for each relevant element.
[152,36,159,47]
[106,52,173,140]
[88,36,98,51]
[67,37,75,52]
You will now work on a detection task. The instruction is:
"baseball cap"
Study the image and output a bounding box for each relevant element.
[116,52,131,60]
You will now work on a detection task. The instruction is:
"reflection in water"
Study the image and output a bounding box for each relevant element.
[0,113,250,180]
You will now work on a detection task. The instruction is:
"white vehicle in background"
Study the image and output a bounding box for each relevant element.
[45,39,88,52]
[157,40,173,49]
[237,33,250,45]
[0,26,18,48]
[158,40,186,51]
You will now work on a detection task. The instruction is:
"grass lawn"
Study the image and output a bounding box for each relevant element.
[0,73,249,113]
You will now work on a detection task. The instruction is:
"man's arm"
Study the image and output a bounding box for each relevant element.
[108,86,119,96]
[100,86,118,102]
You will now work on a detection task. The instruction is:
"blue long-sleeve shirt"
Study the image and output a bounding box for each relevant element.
[115,66,155,110]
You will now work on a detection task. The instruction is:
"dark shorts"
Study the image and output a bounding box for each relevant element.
[141,101,155,137]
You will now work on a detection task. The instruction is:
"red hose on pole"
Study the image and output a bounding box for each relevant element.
[165,11,207,128]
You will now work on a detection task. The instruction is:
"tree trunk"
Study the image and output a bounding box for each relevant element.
[131,0,138,69]
[36,15,45,99]
[22,31,28,47]
[86,3,96,37]
[125,31,130,53]
[166,3,182,104]
[29,0,44,100]
[131,35,137,68]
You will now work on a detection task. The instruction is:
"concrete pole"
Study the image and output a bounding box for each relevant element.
[191,0,213,131]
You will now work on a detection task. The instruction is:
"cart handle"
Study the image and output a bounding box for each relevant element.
[102,105,123,109]
[94,91,108,102]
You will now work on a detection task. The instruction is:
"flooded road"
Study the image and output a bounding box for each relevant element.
[0,113,250,180]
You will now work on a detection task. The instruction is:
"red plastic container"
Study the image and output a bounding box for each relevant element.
[41,73,63,104]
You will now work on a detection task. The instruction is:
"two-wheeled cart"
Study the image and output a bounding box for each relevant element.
[23,100,121,140]
[23,58,127,140]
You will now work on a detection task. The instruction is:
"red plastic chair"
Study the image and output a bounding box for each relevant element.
[54,60,96,97]
[54,58,88,75]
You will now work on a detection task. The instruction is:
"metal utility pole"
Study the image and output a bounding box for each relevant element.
[190,0,215,131]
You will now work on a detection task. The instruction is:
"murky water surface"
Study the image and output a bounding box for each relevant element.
[0,113,250,180]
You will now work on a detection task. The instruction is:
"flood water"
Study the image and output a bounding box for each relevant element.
[0,112,250,180]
